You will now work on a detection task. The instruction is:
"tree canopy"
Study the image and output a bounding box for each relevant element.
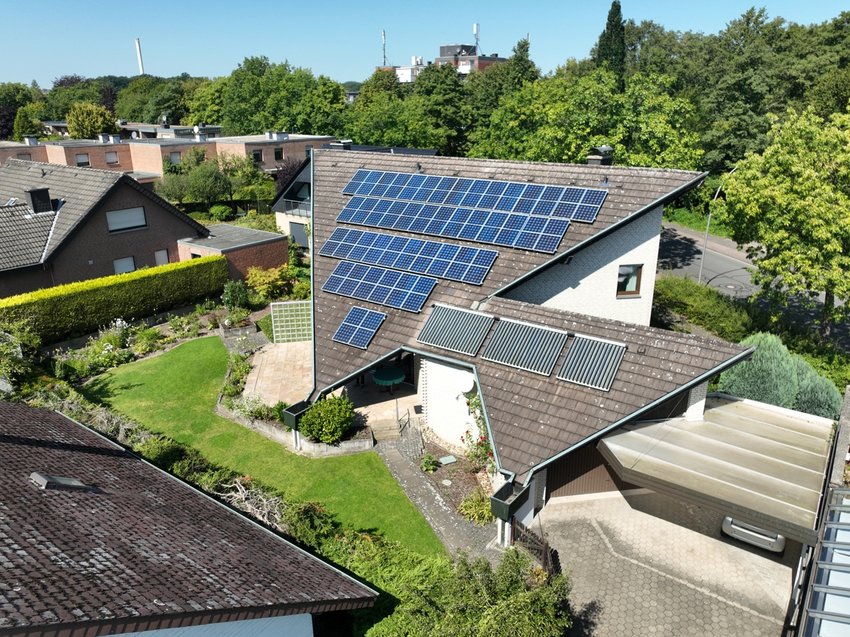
[593,1,626,90]
[66,101,117,139]
[713,108,850,338]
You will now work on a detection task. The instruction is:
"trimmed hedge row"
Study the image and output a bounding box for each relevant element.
[0,256,228,343]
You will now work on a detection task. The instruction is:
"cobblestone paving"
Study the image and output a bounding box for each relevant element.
[540,493,795,637]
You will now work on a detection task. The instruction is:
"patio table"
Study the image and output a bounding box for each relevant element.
[372,365,405,393]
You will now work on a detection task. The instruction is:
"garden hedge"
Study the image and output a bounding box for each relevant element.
[0,256,228,343]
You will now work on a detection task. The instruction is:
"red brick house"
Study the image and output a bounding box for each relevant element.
[0,159,208,298]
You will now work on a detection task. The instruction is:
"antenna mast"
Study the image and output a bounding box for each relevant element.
[382,30,387,66]
[473,23,480,52]
[135,38,145,75]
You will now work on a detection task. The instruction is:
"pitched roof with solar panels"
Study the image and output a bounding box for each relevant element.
[310,150,749,480]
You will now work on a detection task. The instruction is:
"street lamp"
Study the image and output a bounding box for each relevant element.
[697,166,737,284]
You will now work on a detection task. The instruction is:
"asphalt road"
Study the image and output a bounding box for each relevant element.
[657,223,849,350]
[658,224,756,299]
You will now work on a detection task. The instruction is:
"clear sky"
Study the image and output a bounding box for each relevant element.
[4,0,847,87]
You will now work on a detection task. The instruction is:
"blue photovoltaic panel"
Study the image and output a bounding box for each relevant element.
[342,170,607,223]
[332,306,386,349]
[320,227,498,285]
[322,261,437,312]
[338,170,608,254]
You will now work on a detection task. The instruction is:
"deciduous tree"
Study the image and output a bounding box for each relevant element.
[66,101,117,139]
[713,108,850,338]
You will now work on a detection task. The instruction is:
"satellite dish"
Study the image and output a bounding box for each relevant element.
[193,125,200,134]
[457,372,475,394]
[131,131,139,139]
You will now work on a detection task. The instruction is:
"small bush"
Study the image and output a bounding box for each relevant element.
[129,326,163,355]
[420,453,439,473]
[209,203,233,222]
[299,394,354,445]
[222,353,251,398]
[458,488,494,526]
[221,280,250,309]
[718,333,798,408]
[462,427,494,473]
[167,313,201,339]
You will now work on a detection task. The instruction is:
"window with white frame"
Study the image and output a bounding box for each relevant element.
[75,153,90,167]
[252,149,263,163]
[617,264,643,297]
[274,147,283,161]
[16,153,32,161]
[105,151,119,165]
[106,207,147,232]
[169,151,182,164]
[113,256,136,274]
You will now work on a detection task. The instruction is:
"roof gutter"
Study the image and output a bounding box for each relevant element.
[489,171,709,299]
[519,344,754,487]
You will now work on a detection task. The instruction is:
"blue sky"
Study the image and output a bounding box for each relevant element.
[4,1,847,87]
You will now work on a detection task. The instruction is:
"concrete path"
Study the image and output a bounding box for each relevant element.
[541,492,794,637]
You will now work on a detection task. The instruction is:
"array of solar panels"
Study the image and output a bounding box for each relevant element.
[323,261,437,313]
[340,170,608,254]
[417,305,627,391]
[320,228,498,286]
[333,306,386,349]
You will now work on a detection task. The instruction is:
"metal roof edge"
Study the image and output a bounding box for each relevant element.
[519,344,754,487]
[488,170,710,299]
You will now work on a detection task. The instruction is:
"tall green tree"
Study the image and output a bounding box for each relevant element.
[713,108,850,338]
[411,63,469,155]
[0,82,33,139]
[66,101,117,139]
[12,102,44,140]
[294,76,347,135]
[593,1,626,91]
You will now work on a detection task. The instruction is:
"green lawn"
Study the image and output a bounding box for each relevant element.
[87,337,444,556]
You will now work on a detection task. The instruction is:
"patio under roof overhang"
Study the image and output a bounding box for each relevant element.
[598,394,835,546]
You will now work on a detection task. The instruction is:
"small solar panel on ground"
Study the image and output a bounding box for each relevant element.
[333,306,386,349]
[320,227,498,285]
[481,319,568,376]
[417,304,495,356]
[557,335,626,391]
[322,261,437,312]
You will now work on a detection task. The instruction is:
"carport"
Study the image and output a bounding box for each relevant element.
[598,394,835,545]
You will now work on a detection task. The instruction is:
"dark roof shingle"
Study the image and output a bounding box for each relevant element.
[0,402,376,633]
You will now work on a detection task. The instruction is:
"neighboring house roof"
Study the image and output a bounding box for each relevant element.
[0,203,54,270]
[310,150,748,480]
[178,223,285,252]
[0,401,377,636]
[0,159,207,272]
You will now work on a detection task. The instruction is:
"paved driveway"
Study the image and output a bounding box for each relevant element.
[539,491,797,636]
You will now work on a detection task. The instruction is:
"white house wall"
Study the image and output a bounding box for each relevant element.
[109,613,313,636]
[505,208,663,326]
[419,358,477,449]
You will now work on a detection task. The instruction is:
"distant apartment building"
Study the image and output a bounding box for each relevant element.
[0,130,336,180]
[434,44,506,75]
[393,56,429,83]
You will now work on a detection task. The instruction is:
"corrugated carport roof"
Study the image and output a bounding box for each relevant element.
[598,394,834,545]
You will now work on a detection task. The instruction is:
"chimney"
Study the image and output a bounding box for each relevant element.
[109,134,121,144]
[97,133,110,143]
[23,136,38,146]
[329,140,353,151]
[25,187,52,213]
[195,133,207,142]
[587,145,614,166]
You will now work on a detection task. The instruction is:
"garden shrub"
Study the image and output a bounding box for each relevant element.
[717,333,798,408]
[458,488,494,526]
[298,394,354,445]
[420,453,439,473]
[793,356,843,419]
[0,256,227,343]
[0,319,40,384]
[209,203,233,222]
[221,353,251,398]
[221,279,250,309]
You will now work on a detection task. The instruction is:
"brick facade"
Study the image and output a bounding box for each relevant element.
[177,236,288,280]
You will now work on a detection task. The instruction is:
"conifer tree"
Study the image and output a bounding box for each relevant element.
[593,1,626,91]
